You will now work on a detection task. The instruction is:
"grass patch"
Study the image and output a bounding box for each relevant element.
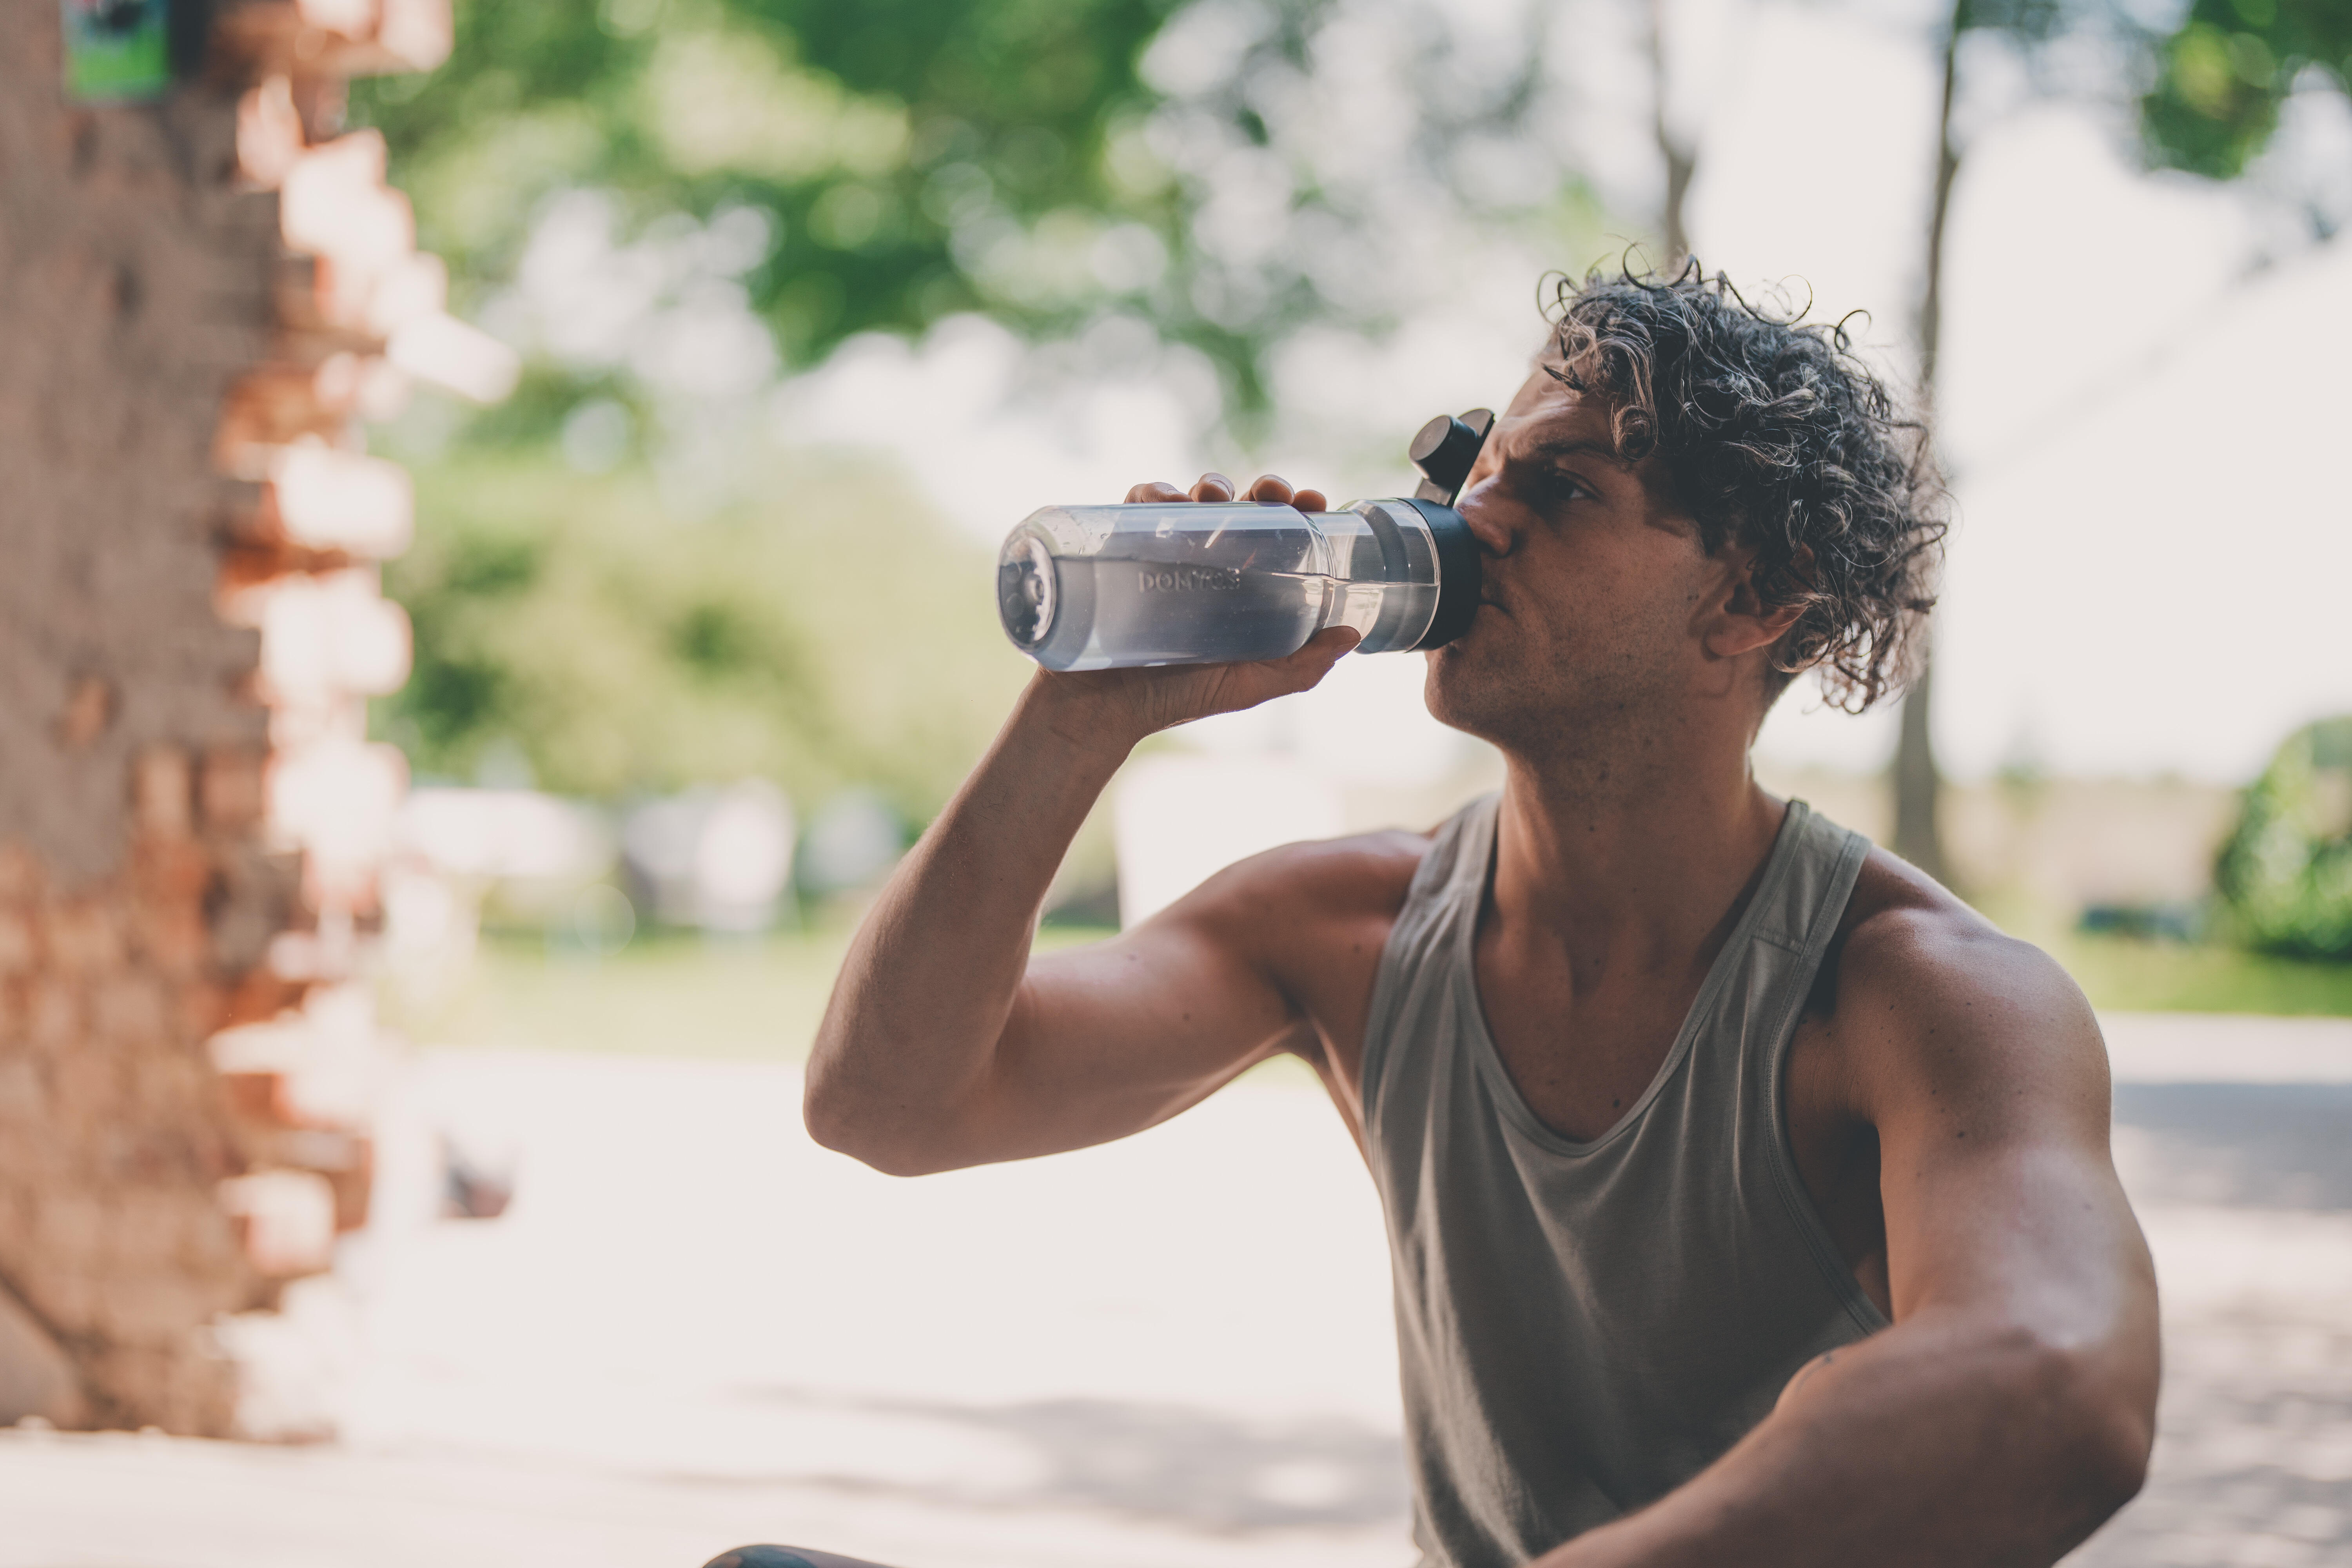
[411,923,1120,1059]
[2047,932,2352,1017]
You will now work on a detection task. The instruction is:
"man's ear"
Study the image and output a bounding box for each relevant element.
[1701,544,1812,661]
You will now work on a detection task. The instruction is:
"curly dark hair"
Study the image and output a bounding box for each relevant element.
[1543,261,1949,713]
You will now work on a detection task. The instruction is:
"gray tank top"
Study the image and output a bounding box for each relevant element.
[1359,795,1887,1568]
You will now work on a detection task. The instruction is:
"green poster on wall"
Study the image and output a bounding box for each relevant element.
[62,0,172,102]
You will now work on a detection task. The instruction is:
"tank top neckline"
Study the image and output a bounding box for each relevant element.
[1448,795,1815,1160]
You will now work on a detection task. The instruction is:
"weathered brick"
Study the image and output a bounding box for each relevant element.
[47,1048,123,1127]
[43,902,125,977]
[89,973,169,1047]
[26,981,82,1053]
[0,1054,46,1122]
[0,0,424,1436]
[0,910,36,975]
[0,843,40,905]
[97,1267,218,1348]
[218,1170,337,1278]
[198,746,269,836]
[132,747,195,841]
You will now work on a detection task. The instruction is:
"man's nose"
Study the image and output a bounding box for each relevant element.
[1455,479,1514,557]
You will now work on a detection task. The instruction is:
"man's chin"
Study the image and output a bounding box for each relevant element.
[1423,644,1507,740]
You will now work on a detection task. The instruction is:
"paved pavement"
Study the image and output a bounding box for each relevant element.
[2,1012,2348,1567]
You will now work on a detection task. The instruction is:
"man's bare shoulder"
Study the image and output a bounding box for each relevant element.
[1185,826,1436,941]
[1817,847,2109,1118]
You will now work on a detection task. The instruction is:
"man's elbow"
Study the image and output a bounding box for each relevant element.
[2017,1329,2156,1528]
[801,1066,961,1178]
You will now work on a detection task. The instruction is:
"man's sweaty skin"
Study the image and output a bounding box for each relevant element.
[805,362,2159,1565]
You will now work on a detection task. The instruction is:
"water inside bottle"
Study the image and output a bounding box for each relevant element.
[1024,555,1331,670]
[999,499,1445,670]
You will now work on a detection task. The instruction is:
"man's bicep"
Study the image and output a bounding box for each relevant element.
[968,867,1305,1159]
[1858,928,2153,1342]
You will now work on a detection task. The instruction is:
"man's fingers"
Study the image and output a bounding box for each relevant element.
[1267,626,1360,688]
[1130,474,1325,509]
[1243,474,1329,512]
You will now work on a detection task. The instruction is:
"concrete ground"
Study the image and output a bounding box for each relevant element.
[2,1013,2348,1567]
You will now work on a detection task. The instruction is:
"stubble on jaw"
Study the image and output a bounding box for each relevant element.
[1420,598,1710,798]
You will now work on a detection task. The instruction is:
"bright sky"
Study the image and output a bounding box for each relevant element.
[761,0,2350,786]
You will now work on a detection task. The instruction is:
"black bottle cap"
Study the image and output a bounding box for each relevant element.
[1411,408,1495,505]
[1401,497,1482,652]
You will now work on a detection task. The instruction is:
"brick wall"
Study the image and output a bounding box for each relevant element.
[0,0,483,1434]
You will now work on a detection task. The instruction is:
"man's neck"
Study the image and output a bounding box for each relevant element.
[1489,726,1785,995]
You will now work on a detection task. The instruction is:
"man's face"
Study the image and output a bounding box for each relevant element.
[1424,361,1745,759]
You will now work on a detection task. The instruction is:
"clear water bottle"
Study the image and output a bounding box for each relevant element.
[997,410,1492,672]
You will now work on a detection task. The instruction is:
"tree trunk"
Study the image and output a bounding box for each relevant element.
[1891,3,1963,886]
[1648,0,1697,264]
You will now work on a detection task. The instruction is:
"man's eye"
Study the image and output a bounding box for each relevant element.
[1537,472,1591,503]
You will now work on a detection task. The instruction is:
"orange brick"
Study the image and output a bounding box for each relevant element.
[132,748,195,841]
[56,674,114,752]
[98,1270,219,1347]
[138,906,212,980]
[47,1050,121,1125]
[0,842,40,904]
[89,975,168,1047]
[27,980,82,1053]
[22,1268,102,1339]
[108,1188,199,1273]
[198,747,268,836]
[133,835,214,906]
[44,902,124,977]
[0,1056,44,1123]
[33,1192,107,1272]
[0,910,35,974]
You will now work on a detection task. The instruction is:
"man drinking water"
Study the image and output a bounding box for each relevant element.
[715,266,2159,1568]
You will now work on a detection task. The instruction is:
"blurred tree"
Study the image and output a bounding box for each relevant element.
[373,452,1029,815]
[352,0,1593,430]
[1645,0,1698,263]
[2141,0,2352,189]
[354,0,1626,818]
[1893,0,2070,887]
[354,0,1188,374]
[2216,717,2352,960]
[1892,0,2348,885]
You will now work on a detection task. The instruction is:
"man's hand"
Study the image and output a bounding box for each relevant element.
[1028,472,1356,755]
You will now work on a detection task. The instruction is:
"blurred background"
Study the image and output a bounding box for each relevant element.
[2,0,2350,1562]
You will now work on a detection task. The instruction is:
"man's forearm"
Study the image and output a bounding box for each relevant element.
[1542,1310,2150,1568]
[802,677,1135,1169]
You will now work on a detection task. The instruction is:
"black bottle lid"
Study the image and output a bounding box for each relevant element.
[1403,408,1492,650]
[1402,497,1482,651]
[1411,408,1495,505]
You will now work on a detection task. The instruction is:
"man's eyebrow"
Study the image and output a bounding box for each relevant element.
[1517,436,1631,469]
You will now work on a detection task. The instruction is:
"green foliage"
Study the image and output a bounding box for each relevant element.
[352,0,1204,374]
[2215,716,2352,961]
[374,452,1031,816]
[2140,0,2352,176]
[2054,928,2352,1013]
[349,0,1599,428]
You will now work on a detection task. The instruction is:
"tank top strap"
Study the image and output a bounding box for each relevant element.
[1745,801,1872,959]
[1359,793,1499,1121]
[1699,801,1873,1058]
